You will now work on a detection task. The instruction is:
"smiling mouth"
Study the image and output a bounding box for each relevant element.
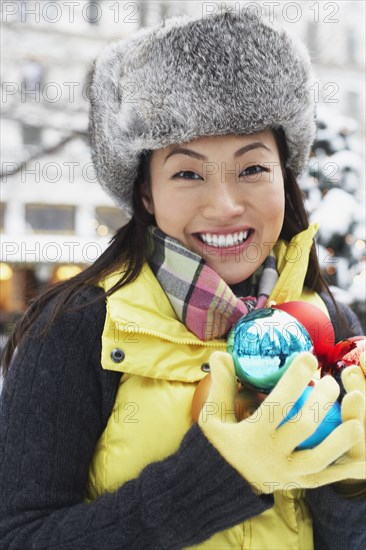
[195,229,254,248]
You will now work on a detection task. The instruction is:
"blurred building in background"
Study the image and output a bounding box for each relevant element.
[1,0,365,339]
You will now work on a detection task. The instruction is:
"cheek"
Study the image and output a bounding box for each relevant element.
[271,194,285,220]
[257,191,285,213]
[269,185,285,213]
[151,189,191,231]
[261,187,285,232]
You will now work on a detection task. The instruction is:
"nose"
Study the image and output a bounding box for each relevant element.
[201,182,245,221]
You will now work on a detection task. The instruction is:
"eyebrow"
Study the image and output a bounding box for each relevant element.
[163,142,271,163]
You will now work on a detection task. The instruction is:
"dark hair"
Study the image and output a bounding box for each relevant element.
[1,129,336,376]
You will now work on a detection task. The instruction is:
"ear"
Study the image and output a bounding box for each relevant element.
[140,184,154,215]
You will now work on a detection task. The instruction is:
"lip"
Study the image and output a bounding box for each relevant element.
[193,225,253,236]
[192,229,255,253]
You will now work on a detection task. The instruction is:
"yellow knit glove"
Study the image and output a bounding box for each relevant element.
[341,351,366,462]
[198,351,365,495]
[333,352,366,498]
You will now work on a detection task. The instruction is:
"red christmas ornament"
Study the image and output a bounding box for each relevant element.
[321,336,365,401]
[273,301,335,360]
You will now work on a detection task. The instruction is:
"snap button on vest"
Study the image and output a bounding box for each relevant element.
[111,348,125,363]
[201,362,210,372]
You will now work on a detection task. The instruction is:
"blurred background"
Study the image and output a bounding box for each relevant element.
[1,0,366,355]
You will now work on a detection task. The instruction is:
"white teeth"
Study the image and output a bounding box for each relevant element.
[226,234,234,246]
[199,231,250,247]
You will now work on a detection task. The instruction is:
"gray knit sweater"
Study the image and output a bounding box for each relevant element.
[0,286,365,549]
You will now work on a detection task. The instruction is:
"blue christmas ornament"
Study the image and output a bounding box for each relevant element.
[278,385,342,449]
[227,308,313,393]
[227,307,342,450]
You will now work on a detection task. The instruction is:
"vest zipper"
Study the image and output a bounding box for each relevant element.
[113,324,227,348]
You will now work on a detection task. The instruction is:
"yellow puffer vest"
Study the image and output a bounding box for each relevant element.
[85,225,328,549]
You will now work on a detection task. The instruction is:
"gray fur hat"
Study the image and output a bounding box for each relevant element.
[89,9,316,214]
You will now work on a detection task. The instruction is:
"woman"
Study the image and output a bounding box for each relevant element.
[1,9,365,550]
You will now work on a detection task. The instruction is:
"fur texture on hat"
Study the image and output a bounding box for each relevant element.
[89,10,316,214]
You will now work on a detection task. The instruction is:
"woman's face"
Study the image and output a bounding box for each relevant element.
[142,131,285,285]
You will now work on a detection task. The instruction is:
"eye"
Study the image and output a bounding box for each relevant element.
[173,170,203,180]
[240,165,270,177]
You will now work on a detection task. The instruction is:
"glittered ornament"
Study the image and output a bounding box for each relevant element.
[321,336,365,401]
[191,373,266,423]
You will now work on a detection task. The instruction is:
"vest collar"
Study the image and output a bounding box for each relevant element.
[101,262,222,346]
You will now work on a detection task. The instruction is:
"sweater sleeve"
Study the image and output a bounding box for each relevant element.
[305,485,366,550]
[305,294,366,550]
[0,287,272,550]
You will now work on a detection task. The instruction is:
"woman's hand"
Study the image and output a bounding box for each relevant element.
[198,351,365,495]
[341,352,366,462]
[333,352,366,498]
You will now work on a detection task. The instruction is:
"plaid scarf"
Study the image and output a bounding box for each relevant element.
[147,225,279,341]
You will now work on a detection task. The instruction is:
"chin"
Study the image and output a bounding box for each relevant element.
[223,275,250,285]
[209,265,254,285]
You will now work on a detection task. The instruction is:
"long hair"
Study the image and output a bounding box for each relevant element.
[1,128,334,376]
